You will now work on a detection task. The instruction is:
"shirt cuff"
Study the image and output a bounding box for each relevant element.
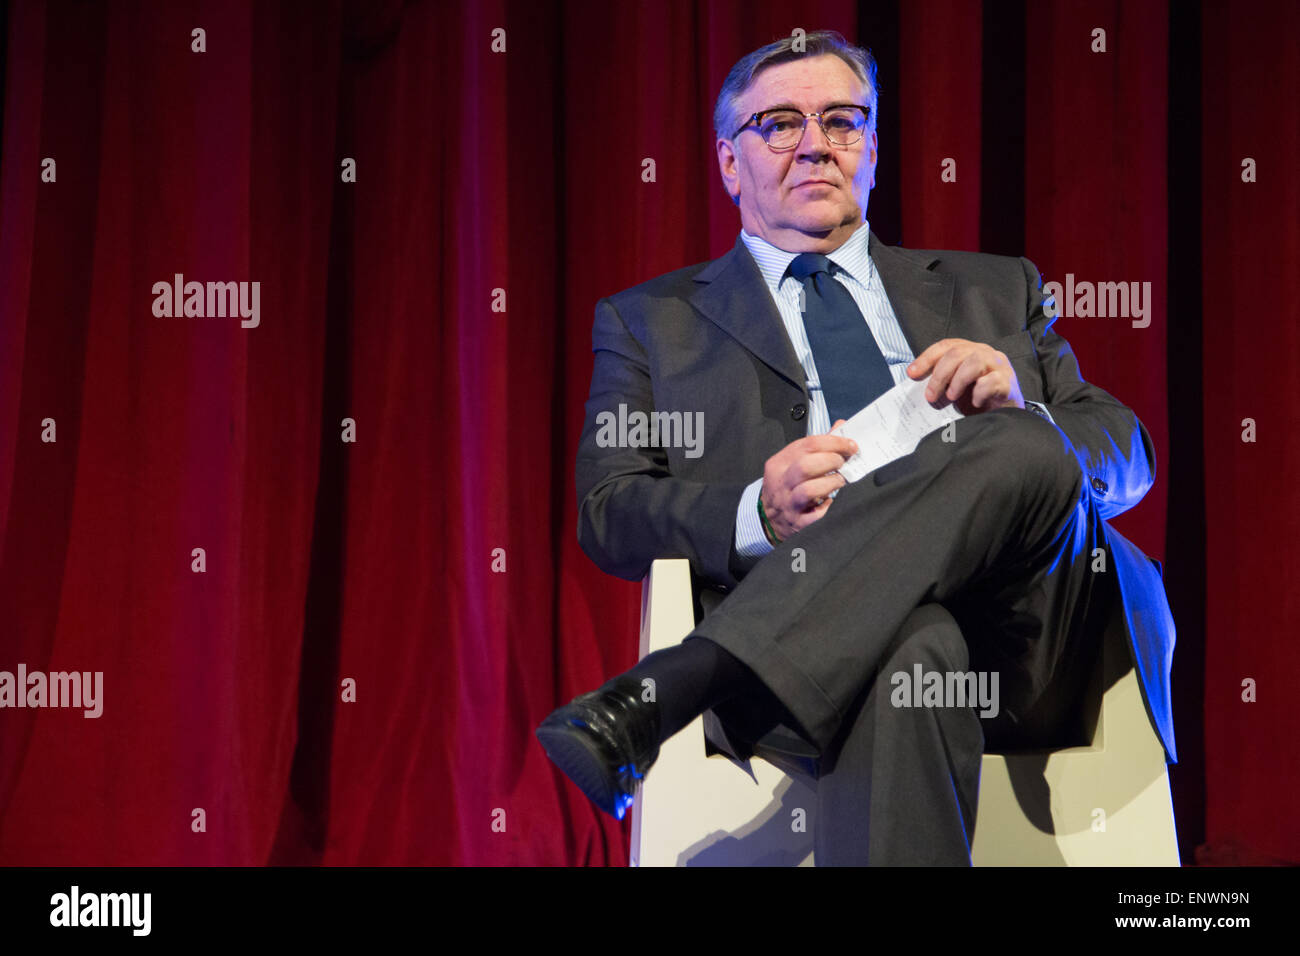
[1025,400,1056,424]
[735,476,775,561]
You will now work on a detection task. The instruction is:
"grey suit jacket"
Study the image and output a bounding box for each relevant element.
[574,231,1176,764]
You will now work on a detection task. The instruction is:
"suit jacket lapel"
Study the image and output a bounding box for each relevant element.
[688,230,956,390]
[690,236,806,391]
[868,230,954,358]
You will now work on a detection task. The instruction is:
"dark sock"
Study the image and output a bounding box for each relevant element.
[617,637,762,743]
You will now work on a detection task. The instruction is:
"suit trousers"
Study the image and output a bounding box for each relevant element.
[688,407,1113,864]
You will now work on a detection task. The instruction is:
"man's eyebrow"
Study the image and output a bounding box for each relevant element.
[757,101,861,113]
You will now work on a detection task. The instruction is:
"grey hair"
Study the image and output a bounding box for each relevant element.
[713,30,879,143]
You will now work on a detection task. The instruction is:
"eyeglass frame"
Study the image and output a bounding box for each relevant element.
[731,104,873,151]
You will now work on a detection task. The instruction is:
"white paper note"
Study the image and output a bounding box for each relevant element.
[830,376,965,484]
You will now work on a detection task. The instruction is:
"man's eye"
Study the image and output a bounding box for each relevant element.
[762,113,801,133]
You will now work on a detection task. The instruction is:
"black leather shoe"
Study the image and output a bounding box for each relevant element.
[535,675,662,820]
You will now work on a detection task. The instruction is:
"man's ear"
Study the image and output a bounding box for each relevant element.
[717,138,742,206]
[866,129,878,191]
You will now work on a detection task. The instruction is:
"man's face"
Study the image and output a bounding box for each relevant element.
[717,54,877,252]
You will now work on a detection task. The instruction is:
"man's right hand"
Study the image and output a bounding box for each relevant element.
[759,420,858,541]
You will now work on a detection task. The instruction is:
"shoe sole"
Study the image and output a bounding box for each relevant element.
[535,719,629,820]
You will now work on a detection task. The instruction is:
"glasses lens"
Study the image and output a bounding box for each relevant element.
[758,108,868,149]
[759,111,805,149]
[821,107,867,145]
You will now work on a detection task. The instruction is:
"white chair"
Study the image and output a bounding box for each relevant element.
[629,558,1179,867]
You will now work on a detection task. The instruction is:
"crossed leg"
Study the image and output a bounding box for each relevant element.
[688,408,1108,863]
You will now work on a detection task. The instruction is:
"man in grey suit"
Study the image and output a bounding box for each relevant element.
[536,30,1175,865]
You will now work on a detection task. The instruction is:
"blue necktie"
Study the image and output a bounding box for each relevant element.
[788,253,894,425]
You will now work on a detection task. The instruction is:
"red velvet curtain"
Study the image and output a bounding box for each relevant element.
[1199,0,1300,865]
[0,0,1294,866]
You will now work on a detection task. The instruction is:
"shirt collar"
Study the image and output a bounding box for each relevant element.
[740,221,875,294]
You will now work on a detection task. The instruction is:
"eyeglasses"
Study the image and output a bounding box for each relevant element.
[732,105,872,151]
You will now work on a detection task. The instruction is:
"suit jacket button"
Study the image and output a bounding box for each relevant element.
[790,403,806,421]
[1091,476,1108,495]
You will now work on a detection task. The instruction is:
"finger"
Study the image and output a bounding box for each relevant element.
[970,369,1010,410]
[799,433,859,459]
[946,351,992,402]
[907,339,956,378]
[793,497,834,530]
[791,473,847,510]
[785,450,853,486]
[924,346,971,404]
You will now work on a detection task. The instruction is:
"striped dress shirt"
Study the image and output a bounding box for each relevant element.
[733,222,915,563]
[730,224,1053,565]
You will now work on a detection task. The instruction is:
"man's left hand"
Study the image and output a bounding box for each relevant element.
[907,338,1025,415]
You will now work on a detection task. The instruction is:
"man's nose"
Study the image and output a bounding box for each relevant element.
[794,117,834,158]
